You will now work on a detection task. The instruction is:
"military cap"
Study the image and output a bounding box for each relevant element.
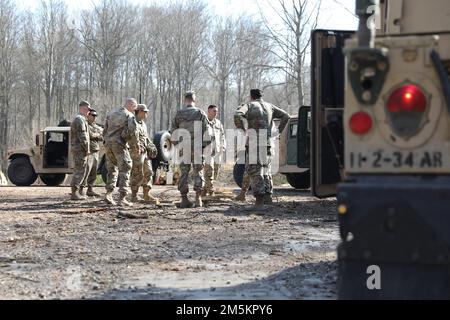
[250,89,263,98]
[79,100,91,108]
[185,90,196,99]
[90,109,98,117]
[136,104,149,112]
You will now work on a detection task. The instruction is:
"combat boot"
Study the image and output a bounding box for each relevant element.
[235,191,246,202]
[195,192,203,208]
[245,196,265,211]
[143,187,160,205]
[179,194,194,209]
[87,187,101,198]
[263,194,273,205]
[130,190,143,203]
[104,191,117,206]
[118,193,134,207]
[78,187,86,197]
[71,187,85,201]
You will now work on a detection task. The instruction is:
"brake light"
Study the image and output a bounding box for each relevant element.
[350,112,373,135]
[387,85,427,113]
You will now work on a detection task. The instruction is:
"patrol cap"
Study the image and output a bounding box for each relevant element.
[79,100,91,108]
[90,109,98,117]
[250,89,263,98]
[185,90,196,99]
[136,104,149,112]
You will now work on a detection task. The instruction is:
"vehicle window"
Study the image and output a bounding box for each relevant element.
[290,123,298,138]
[47,132,65,143]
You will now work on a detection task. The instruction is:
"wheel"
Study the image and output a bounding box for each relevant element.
[153,131,173,162]
[101,165,108,185]
[39,174,66,186]
[286,170,311,190]
[233,163,246,188]
[7,157,38,186]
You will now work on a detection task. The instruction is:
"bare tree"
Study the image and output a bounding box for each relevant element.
[0,0,17,169]
[78,0,137,108]
[258,0,322,107]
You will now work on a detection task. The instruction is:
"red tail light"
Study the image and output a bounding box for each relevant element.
[350,112,373,135]
[387,85,427,113]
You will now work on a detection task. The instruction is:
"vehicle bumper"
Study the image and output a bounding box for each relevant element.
[337,175,450,300]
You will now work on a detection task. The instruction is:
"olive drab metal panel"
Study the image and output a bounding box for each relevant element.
[344,34,450,174]
[297,106,311,168]
[311,30,355,198]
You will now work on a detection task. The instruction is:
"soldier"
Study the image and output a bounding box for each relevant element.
[235,172,250,202]
[80,109,103,198]
[203,105,226,196]
[103,98,138,207]
[70,100,92,201]
[171,91,210,208]
[129,104,160,204]
[234,89,290,209]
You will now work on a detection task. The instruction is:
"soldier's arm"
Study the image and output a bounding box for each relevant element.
[272,105,291,134]
[76,118,89,153]
[90,126,103,142]
[201,112,212,148]
[146,137,158,159]
[234,104,248,130]
[220,122,227,151]
[122,115,138,142]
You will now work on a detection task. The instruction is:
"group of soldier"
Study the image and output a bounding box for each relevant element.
[70,99,157,207]
[69,88,290,210]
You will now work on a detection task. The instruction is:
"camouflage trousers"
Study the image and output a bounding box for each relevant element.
[105,143,132,195]
[131,154,153,193]
[70,148,89,188]
[178,153,205,195]
[246,147,273,197]
[83,151,99,188]
[204,155,221,193]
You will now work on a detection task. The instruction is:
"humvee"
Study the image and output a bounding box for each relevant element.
[7,124,173,187]
[7,127,74,186]
[307,0,450,299]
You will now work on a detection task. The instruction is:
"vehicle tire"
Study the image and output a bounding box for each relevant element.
[233,163,246,188]
[7,157,38,186]
[153,131,173,162]
[101,165,108,185]
[286,170,311,190]
[39,174,66,186]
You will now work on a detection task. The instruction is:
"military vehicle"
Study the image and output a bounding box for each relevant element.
[7,126,73,186]
[233,110,312,190]
[308,0,450,299]
[7,124,173,187]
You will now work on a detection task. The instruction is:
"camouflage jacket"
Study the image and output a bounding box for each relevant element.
[70,114,90,154]
[88,123,104,153]
[208,118,226,154]
[103,106,136,147]
[129,120,157,159]
[234,99,291,144]
[171,105,210,148]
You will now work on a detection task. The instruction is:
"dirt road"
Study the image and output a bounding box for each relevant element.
[0,185,339,300]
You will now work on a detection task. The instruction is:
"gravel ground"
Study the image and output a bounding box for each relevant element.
[0,185,339,300]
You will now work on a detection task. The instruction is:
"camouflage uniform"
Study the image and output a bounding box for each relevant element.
[85,123,103,188]
[129,118,156,194]
[103,106,136,196]
[234,98,290,198]
[70,114,90,188]
[171,104,209,195]
[204,118,226,194]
